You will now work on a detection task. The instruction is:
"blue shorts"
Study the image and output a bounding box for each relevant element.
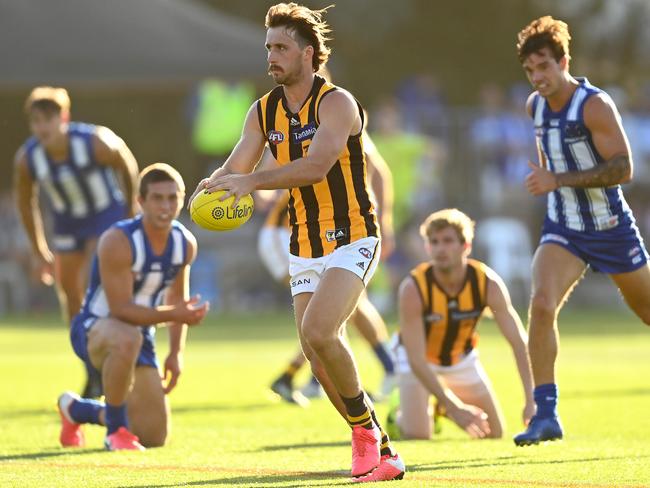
[540,218,649,274]
[53,203,127,253]
[70,312,159,371]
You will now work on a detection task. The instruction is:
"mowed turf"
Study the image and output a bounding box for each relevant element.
[1,307,649,487]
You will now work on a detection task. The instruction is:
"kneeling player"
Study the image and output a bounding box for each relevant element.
[388,209,534,439]
[56,163,209,450]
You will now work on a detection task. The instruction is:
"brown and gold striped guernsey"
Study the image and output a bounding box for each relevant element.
[263,191,290,229]
[409,259,489,366]
[256,74,379,258]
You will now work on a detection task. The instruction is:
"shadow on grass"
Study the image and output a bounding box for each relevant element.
[409,453,650,472]
[119,470,349,487]
[0,448,105,461]
[255,440,349,452]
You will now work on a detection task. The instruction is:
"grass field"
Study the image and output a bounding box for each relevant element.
[1,307,649,487]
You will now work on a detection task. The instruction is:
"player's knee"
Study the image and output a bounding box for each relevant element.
[140,428,168,448]
[400,425,431,440]
[302,321,336,352]
[529,293,557,322]
[112,326,143,359]
[486,420,504,439]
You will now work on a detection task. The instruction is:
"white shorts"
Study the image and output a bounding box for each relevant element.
[258,226,291,282]
[288,236,381,296]
[394,338,489,389]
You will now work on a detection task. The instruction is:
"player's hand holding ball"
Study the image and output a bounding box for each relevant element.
[190,189,254,231]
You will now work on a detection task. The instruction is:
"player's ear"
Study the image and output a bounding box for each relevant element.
[60,109,70,123]
[464,242,472,256]
[559,54,569,71]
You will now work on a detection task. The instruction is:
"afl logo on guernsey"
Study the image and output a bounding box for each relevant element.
[267,130,284,145]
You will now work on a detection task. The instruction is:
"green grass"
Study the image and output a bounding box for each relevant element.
[1,308,649,487]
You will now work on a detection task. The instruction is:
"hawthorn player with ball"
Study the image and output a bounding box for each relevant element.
[189,3,404,482]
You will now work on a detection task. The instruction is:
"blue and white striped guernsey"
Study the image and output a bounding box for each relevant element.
[532,78,633,232]
[24,122,126,245]
[80,216,192,332]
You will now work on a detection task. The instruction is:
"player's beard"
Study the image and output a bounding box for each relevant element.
[269,60,304,86]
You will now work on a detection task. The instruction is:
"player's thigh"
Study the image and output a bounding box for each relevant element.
[531,244,587,305]
[87,318,142,371]
[127,366,169,447]
[398,373,432,439]
[294,293,316,359]
[610,263,650,325]
[304,267,365,334]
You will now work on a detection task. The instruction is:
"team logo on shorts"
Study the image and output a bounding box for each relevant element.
[628,246,641,257]
[358,247,372,259]
[267,130,284,145]
[326,228,348,242]
[356,261,365,270]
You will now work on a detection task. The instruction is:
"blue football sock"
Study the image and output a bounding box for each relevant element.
[105,403,128,435]
[69,398,104,425]
[534,383,558,419]
[373,342,395,374]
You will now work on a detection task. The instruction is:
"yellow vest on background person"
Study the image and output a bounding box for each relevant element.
[192,79,254,156]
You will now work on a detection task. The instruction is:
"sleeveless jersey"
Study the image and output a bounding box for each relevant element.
[257,74,378,258]
[532,78,633,232]
[409,259,489,366]
[24,122,126,239]
[80,216,192,340]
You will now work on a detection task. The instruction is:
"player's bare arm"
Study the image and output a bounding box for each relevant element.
[365,133,395,259]
[485,269,535,425]
[188,103,267,207]
[399,277,490,438]
[13,148,54,284]
[210,90,359,203]
[526,94,632,196]
[93,127,139,217]
[161,233,198,394]
[98,229,207,326]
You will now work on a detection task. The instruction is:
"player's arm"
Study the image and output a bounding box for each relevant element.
[485,268,535,425]
[208,90,359,203]
[189,103,267,206]
[93,127,139,217]
[555,94,632,188]
[161,232,199,394]
[99,229,208,327]
[13,148,54,283]
[525,92,548,170]
[398,277,490,438]
[526,94,632,195]
[365,132,395,259]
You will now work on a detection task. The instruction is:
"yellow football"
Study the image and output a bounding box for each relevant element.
[190,190,254,231]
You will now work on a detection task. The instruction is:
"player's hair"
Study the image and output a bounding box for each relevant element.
[139,163,185,198]
[265,3,333,72]
[516,16,571,64]
[24,86,71,116]
[420,208,475,245]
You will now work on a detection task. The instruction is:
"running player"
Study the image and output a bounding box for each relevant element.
[190,3,404,482]
[514,16,650,445]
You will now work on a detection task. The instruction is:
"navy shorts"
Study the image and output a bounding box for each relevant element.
[70,312,159,371]
[540,218,649,274]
